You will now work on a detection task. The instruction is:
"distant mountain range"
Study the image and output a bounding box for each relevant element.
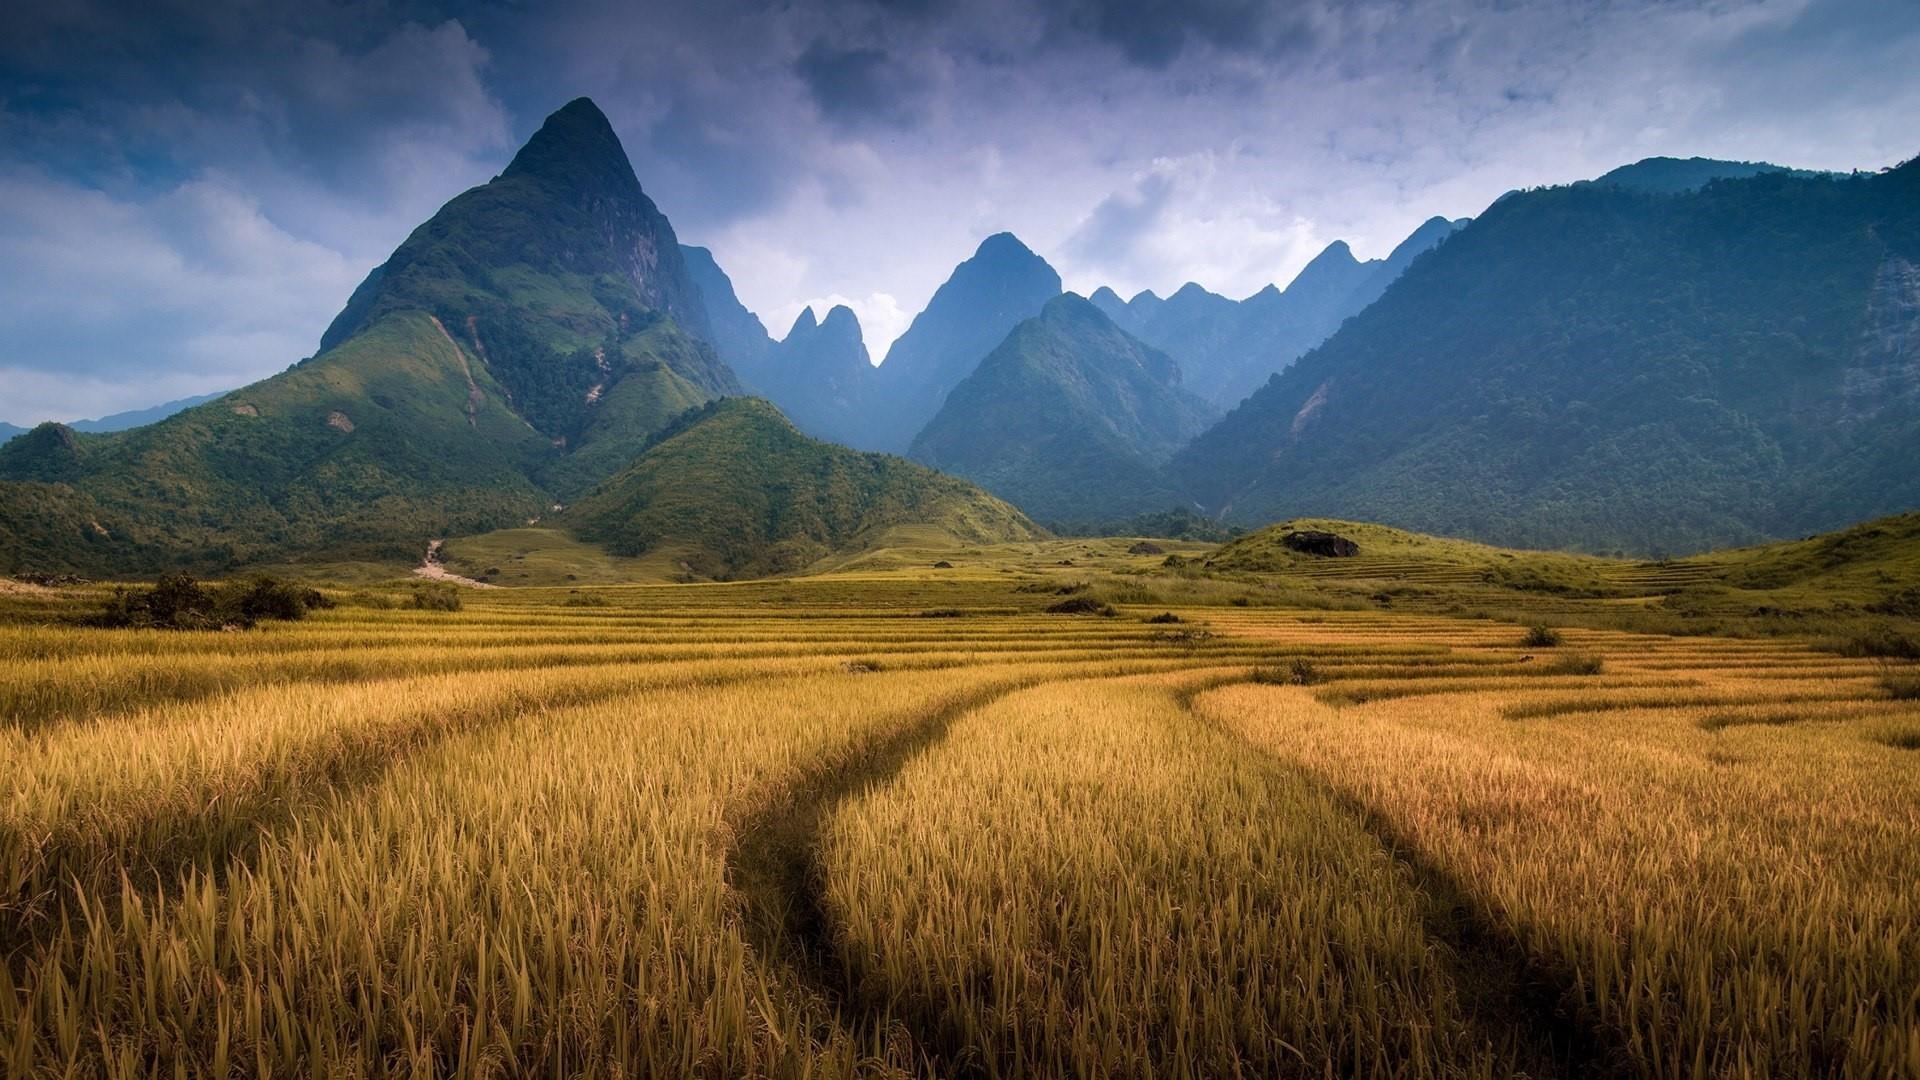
[0,392,227,444]
[1091,216,1466,408]
[3,122,1914,573]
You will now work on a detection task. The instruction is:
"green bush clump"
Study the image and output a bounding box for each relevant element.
[88,573,329,630]
[1820,627,1920,659]
[562,594,612,607]
[1543,654,1605,676]
[1045,597,1115,616]
[1521,624,1563,648]
[410,584,465,612]
[1145,612,1183,624]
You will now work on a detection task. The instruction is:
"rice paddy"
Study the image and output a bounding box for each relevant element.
[1,567,1916,1076]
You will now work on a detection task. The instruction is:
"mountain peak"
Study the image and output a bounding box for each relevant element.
[785,307,820,340]
[973,231,1041,263]
[501,98,636,194]
[819,304,864,342]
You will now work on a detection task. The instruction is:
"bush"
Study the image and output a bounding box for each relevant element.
[1045,597,1115,616]
[918,608,966,618]
[1821,628,1920,659]
[1145,612,1183,624]
[562,594,611,607]
[1543,653,1605,676]
[410,584,464,612]
[1252,659,1321,686]
[1881,673,1920,701]
[88,573,328,630]
[1521,624,1563,648]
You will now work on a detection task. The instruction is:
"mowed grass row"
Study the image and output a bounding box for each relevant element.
[5,591,1915,1076]
[3,657,1252,1076]
[821,669,1532,1078]
[0,623,1282,729]
[1195,674,1920,1077]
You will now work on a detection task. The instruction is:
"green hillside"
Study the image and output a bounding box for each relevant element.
[1175,158,1920,554]
[909,294,1216,522]
[569,398,1042,579]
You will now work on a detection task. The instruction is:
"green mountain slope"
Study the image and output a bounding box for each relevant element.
[569,397,1041,579]
[872,233,1062,451]
[0,311,551,570]
[1175,158,1920,555]
[909,294,1217,523]
[0,97,745,573]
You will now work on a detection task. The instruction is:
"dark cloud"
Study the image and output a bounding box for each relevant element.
[1039,0,1315,69]
[2,0,1916,421]
[794,39,934,130]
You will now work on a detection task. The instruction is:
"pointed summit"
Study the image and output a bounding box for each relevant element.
[784,307,820,341]
[869,232,1062,450]
[323,97,713,357]
[500,98,634,194]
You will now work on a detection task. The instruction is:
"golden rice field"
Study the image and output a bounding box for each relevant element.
[1,577,1916,1077]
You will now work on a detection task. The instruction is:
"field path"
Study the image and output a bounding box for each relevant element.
[725,678,1027,1072]
[413,538,498,587]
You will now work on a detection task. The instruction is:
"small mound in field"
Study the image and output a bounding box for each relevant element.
[1128,541,1165,555]
[1045,596,1115,616]
[932,560,954,568]
[1145,612,1182,624]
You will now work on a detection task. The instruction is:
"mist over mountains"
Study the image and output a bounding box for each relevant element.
[1,94,1914,574]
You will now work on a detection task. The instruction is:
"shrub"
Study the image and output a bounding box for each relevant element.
[1252,659,1321,686]
[562,594,611,607]
[1543,653,1604,676]
[1045,597,1115,616]
[1881,673,1920,701]
[931,560,954,569]
[88,573,328,630]
[1521,624,1563,648]
[1145,612,1183,624]
[918,608,966,618]
[1820,628,1920,659]
[410,584,464,612]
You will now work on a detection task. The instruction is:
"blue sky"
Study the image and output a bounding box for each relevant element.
[1,0,1916,421]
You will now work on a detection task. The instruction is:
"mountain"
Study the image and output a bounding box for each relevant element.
[870,233,1062,450]
[568,397,1040,579]
[909,294,1217,523]
[1587,156,1823,195]
[680,244,775,384]
[1174,157,1920,555]
[1091,217,1465,409]
[0,392,227,444]
[754,305,880,448]
[0,97,744,573]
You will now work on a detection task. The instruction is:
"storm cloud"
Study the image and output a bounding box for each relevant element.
[2,0,1916,421]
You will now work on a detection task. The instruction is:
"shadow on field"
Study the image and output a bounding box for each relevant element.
[725,682,1019,1075]
[1196,681,1637,1079]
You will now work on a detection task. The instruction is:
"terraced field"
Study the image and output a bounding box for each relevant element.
[2,578,1916,1076]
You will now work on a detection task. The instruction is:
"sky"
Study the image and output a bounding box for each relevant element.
[1,0,1916,423]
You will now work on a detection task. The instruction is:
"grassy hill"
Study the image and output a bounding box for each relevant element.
[569,397,1043,579]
